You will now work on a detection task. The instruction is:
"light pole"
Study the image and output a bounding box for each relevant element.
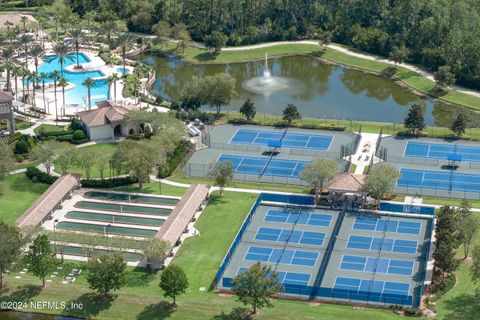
[53,218,59,256]
[156,164,162,195]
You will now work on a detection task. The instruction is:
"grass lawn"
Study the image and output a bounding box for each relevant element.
[33,124,69,136]
[0,174,49,225]
[0,191,404,319]
[113,181,188,198]
[421,197,480,209]
[156,40,480,113]
[433,214,480,319]
[54,143,118,178]
[13,120,33,130]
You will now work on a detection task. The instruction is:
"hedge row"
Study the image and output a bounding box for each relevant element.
[81,176,137,188]
[26,167,58,185]
[158,140,191,178]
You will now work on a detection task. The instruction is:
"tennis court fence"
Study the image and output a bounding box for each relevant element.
[394,183,480,200]
[384,154,480,169]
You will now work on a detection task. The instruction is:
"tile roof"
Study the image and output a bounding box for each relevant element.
[78,103,131,127]
[327,173,367,193]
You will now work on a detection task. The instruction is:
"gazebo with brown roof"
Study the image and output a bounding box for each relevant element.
[326,173,368,209]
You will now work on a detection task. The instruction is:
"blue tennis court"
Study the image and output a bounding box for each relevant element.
[334,277,410,296]
[405,141,480,162]
[244,246,319,267]
[353,217,421,235]
[230,129,333,151]
[398,168,480,193]
[264,209,333,227]
[347,235,417,254]
[238,268,311,287]
[218,154,308,178]
[255,227,326,246]
[340,255,414,276]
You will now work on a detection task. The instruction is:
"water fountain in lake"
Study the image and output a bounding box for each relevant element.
[242,52,305,95]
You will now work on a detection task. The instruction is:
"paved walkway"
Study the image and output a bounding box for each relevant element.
[222,40,480,99]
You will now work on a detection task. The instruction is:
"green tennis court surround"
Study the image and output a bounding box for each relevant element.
[84,191,179,206]
[75,201,172,216]
[56,221,157,237]
[62,246,143,261]
[65,211,165,226]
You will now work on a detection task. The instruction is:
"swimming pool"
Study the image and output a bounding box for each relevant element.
[116,67,130,74]
[38,52,109,105]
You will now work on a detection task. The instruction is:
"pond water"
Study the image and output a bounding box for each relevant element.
[140,53,480,126]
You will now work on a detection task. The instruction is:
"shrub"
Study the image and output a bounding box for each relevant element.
[81,176,137,188]
[71,118,83,131]
[70,138,90,145]
[26,167,58,184]
[14,140,29,154]
[15,154,24,162]
[73,130,86,140]
[158,140,191,178]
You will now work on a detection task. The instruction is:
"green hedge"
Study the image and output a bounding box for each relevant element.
[81,177,137,188]
[158,140,191,178]
[26,167,58,185]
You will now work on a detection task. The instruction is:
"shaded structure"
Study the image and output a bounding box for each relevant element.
[0,92,15,135]
[326,173,368,209]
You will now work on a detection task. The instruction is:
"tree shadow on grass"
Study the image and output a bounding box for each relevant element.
[10,175,47,194]
[441,288,480,320]
[381,66,397,78]
[0,284,42,303]
[211,307,251,320]
[136,301,175,320]
[62,292,116,318]
[193,52,215,62]
[207,194,228,206]
[124,267,155,287]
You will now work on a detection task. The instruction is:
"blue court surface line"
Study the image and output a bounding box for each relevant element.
[255,227,326,246]
[230,129,333,151]
[346,235,418,254]
[397,168,480,193]
[264,209,333,227]
[218,154,309,179]
[238,268,311,287]
[244,245,319,267]
[404,141,480,162]
[353,217,421,235]
[340,255,414,276]
[334,277,410,296]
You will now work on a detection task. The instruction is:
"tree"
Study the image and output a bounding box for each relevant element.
[0,222,24,288]
[180,76,206,109]
[319,29,332,46]
[82,77,95,110]
[174,24,191,56]
[30,45,43,86]
[1,47,15,92]
[456,200,478,259]
[159,264,189,306]
[114,140,157,188]
[450,113,468,137]
[205,31,227,54]
[108,73,120,101]
[52,43,73,77]
[69,27,84,69]
[26,234,57,287]
[86,253,127,295]
[39,72,48,112]
[50,71,61,120]
[300,159,337,204]
[232,262,282,315]
[434,65,456,88]
[389,45,408,68]
[152,21,172,49]
[101,20,117,51]
[0,140,14,180]
[31,140,65,175]
[282,104,301,125]
[208,161,234,196]
[117,32,132,76]
[471,245,480,283]
[240,98,256,122]
[18,34,33,68]
[204,73,237,114]
[434,206,458,279]
[365,164,400,206]
[58,77,68,111]
[403,103,425,135]
[143,238,170,273]
[55,143,75,175]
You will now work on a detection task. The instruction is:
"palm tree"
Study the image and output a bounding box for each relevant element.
[18,34,33,68]
[83,11,97,49]
[52,43,73,76]
[117,32,132,76]
[39,72,47,113]
[58,77,68,112]
[50,71,60,121]
[69,27,84,69]
[101,20,117,51]
[82,78,95,110]
[1,47,15,92]
[107,73,120,101]
[20,68,28,101]
[20,16,28,32]
[11,66,20,100]
[36,16,48,49]
[29,71,37,109]
[30,45,43,87]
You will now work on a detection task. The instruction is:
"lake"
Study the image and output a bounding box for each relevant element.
[140,53,480,127]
